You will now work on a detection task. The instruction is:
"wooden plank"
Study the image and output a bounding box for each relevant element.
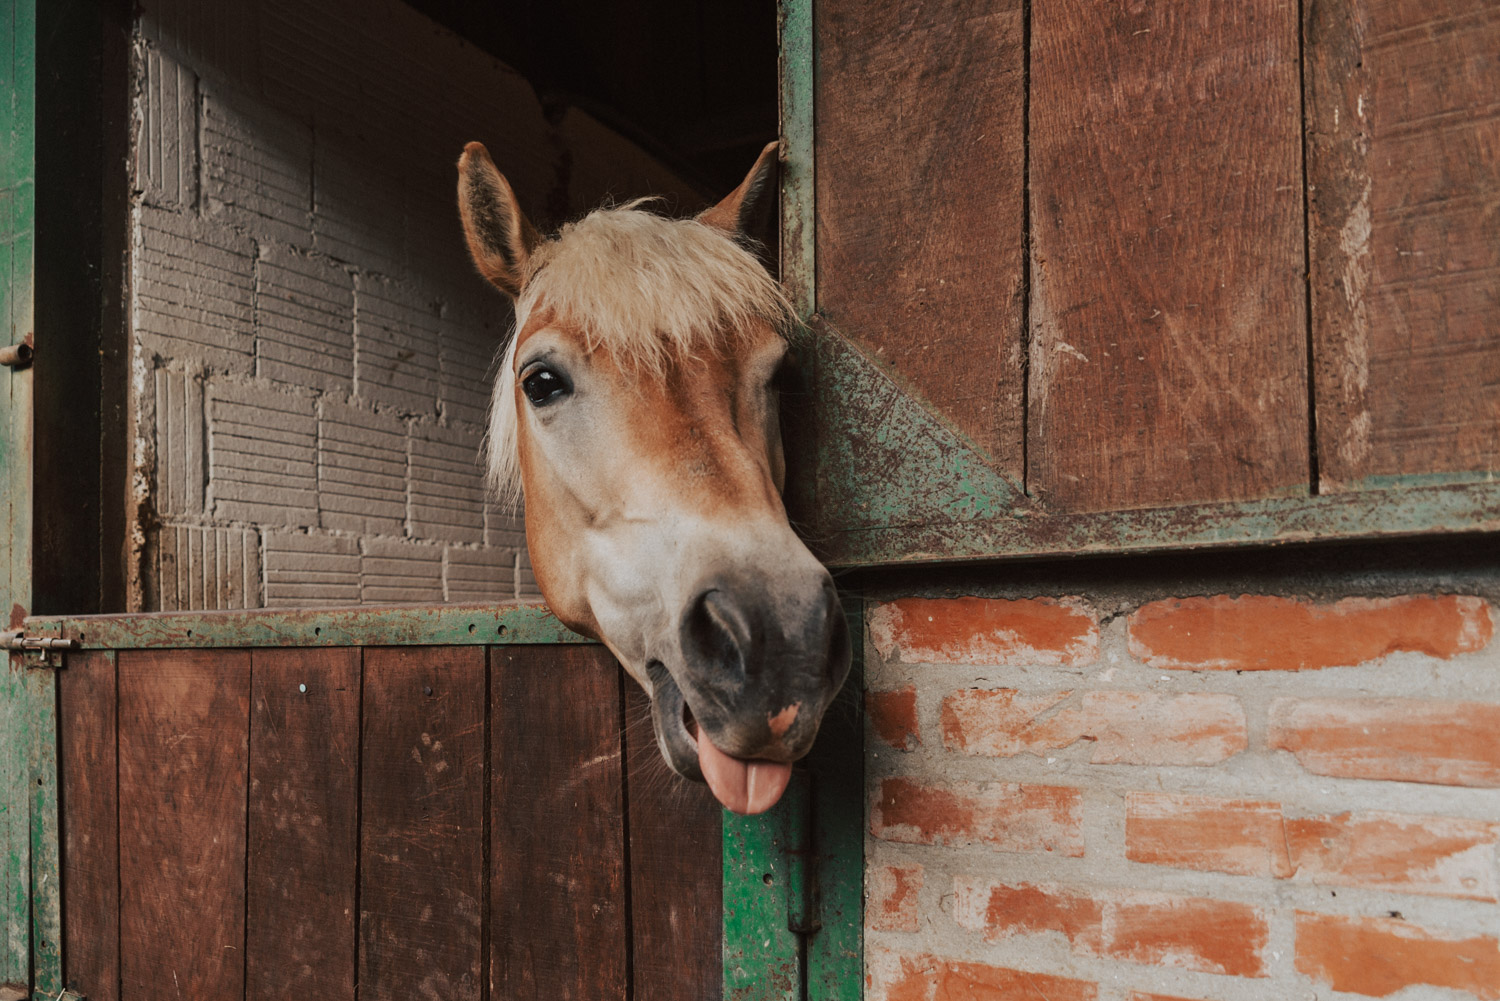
[492,646,627,1001]
[814,0,1027,474]
[1307,0,1500,488]
[359,646,485,1000]
[117,649,250,1001]
[623,684,721,1001]
[58,650,117,1001]
[1028,0,1308,512]
[245,648,359,1001]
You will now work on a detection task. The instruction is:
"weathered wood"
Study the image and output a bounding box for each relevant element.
[58,650,117,1001]
[245,648,359,1001]
[117,649,250,1000]
[1307,0,1500,489]
[359,646,485,1000]
[623,684,721,1001]
[492,646,627,1001]
[1027,0,1308,512]
[815,0,1027,474]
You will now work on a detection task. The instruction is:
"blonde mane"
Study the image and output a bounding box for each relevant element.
[486,203,794,504]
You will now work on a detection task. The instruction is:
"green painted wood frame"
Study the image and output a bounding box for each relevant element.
[775,0,1500,571]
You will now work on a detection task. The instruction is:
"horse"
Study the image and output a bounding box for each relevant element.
[456,141,851,815]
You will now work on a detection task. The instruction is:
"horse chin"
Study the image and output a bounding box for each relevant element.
[646,660,795,815]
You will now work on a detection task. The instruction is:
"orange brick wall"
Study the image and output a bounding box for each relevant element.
[863,584,1500,1000]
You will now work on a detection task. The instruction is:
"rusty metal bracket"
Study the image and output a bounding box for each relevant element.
[0,336,34,369]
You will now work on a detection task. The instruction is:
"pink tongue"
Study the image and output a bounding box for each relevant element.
[696,726,792,815]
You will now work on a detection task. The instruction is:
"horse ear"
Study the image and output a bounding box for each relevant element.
[699,140,780,237]
[457,142,540,299]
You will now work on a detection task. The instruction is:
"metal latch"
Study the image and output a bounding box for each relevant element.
[0,336,33,369]
[3,630,78,667]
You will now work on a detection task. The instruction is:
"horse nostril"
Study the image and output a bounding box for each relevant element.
[681,588,750,683]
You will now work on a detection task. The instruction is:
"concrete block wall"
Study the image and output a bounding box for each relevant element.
[863,585,1500,1000]
[128,0,701,610]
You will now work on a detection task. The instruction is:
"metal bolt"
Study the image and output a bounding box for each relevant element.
[298,683,307,694]
[423,685,434,696]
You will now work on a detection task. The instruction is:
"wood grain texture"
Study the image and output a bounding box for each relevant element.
[1307,0,1500,488]
[623,684,722,1001]
[1028,0,1308,512]
[58,650,118,1001]
[491,646,628,1001]
[359,646,485,1001]
[245,648,359,1001]
[815,0,1027,473]
[117,649,250,1001]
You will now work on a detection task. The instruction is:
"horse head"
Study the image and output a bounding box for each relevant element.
[457,141,850,814]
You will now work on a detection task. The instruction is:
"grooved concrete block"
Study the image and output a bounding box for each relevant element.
[361,537,443,604]
[255,244,354,391]
[484,500,525,551]
[440,297,508,426]
[313,149,408,274]
[445,545,515,603]
[318,399,405,535]
[263,529,360,606]
[202,85,312,245]
[517,548,541,601]
[156,523,262,611]
[258,0,365,133]
[408,421,485,544]
[135,206,255,371]
[138,44,198,210]
[138,0,260,88]
[353,273,441,415]
[153,368,205,516]
[208,380,318,526]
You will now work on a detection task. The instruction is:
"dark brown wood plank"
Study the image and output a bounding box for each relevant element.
[492,646,627,1001]
[1307,0,1500,489]
[1028,0,1308,512]
[815,0,1027,474]
[359,646,485,1000]
[624,683,722,1001]
[118,649,250,1001]
[59,650,118,1001]
[245,648,359,1001]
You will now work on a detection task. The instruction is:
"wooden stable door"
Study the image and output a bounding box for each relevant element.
[55,634,722,1001]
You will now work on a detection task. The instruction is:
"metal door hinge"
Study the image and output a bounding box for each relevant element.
[3,630,78,667]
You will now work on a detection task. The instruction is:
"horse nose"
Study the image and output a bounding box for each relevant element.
[680,586,756,693]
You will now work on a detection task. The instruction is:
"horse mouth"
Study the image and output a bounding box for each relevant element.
[647,661,793,815]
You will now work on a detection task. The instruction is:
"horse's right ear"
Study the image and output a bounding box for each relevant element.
[457,142,540,299]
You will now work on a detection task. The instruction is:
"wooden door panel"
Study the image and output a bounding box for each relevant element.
[359,645,487,1000]
[245,647,360,1001]
[59,650,118,1001]
[491,645,629,1001]
[1027,0,1309,511]
[117,649,251,1001]
[1308,0,1500,488]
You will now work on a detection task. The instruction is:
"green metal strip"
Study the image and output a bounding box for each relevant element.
[777,0,814,316]
[25,603,591,650]
[723,776,807,1001]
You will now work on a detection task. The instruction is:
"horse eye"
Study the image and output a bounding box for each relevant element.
[521,367,570,407]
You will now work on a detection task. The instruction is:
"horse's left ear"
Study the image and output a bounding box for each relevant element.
[457,142,541,300]
[698,140,780,237]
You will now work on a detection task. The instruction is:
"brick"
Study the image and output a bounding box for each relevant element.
[156,524,262,611]
[1129,995,1210,1001]
[360,537,443,604]
[1295,911,1500,1000]
[263,531,360,607]
[942,689,1247,766]
[138,45,198,210]
[953,880,1269,979]
[1129,594,1493,671]
[353,273,441,415]
[869,597,1098,666]
[1269,697,1500,787]
[202,85,312,245]
[255,244,354,392]
[135,206,255,371]
[444,546,515,604]
[867,687,919,751]
[1127,792,1499,900]
[318,400,406,535]
[440,298,509,427]
[870,777,1084,857]
[208,381,317,527]
[867,865,922,933]
[866,949,1096,1001]
[153,369,205,516]
[408,422,485,544]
